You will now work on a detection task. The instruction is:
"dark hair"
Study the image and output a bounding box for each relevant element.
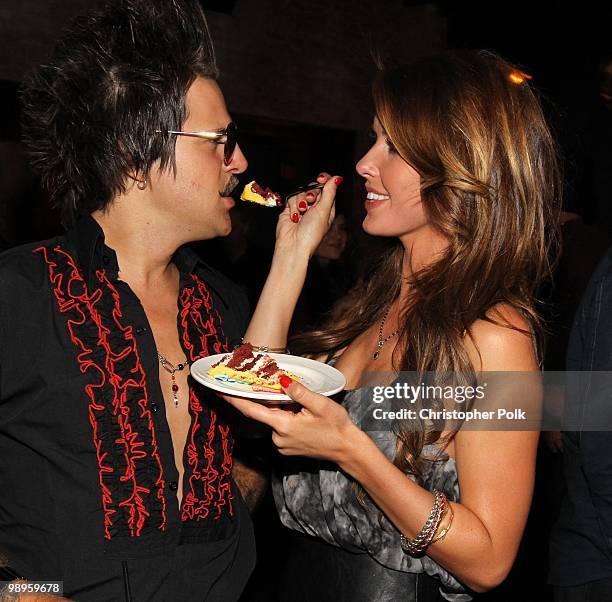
[291,49,561,493]
[21,0,218,226]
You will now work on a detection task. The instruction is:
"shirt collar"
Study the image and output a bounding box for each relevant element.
[173,244,202,275]
[65,213,213,292]
[65,214,119,288]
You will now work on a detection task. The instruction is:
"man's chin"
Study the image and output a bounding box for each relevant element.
[219,215,233,237]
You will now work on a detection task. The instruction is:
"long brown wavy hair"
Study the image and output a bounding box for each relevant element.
[290,50,561,491]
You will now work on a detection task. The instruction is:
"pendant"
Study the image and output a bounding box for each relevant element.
[373,351,380,360]
[171,375,179,407]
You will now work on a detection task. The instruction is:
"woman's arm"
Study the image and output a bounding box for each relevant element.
[241,174,341,349]
[336,305,540,592]
[341,425,538,592]
[224,304,540,593]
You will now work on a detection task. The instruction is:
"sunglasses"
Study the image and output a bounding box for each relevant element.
[161,121,237,166]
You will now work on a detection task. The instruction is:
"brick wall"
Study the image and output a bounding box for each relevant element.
[0,0,446,130]
[0,0,102,82]
[209,0,446,130]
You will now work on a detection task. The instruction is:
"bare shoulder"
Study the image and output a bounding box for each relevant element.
[464,303,538,372]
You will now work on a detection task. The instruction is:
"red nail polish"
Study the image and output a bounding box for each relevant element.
[279,375,293,389]
[298,201,307,210]
[334,176,343,186]
[291,212,299,223]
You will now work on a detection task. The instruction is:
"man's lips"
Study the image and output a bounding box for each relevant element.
[221,196,235,209]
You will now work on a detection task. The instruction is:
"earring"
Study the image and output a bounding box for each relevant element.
[137,178,147,190]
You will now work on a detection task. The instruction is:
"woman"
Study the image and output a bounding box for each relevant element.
[232,49,561,600]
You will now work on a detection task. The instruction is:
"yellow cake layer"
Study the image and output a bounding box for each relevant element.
[208,364,298,390]
[240,181,269,205]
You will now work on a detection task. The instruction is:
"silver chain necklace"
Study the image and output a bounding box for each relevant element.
[157,352,189,407]
[373,306,401,360]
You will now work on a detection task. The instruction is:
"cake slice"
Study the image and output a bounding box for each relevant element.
[208,343,298,392]
[240,180,283,207]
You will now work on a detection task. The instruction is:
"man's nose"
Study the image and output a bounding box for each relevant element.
[230,144,248,173]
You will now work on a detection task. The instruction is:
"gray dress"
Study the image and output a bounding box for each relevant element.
[272,381,472,602]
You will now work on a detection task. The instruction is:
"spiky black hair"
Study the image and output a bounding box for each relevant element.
[21,0,218,226]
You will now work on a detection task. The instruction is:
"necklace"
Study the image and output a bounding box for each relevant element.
[373,306,401,360]
[157,352,189,407]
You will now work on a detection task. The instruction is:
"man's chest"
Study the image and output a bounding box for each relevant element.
[136,288,195,507]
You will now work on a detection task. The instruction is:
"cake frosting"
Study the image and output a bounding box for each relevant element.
[240,180,283,207]
[208,342,298,392]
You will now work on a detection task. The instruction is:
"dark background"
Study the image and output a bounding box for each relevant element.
[1,0,610,242]
[1,0,610,257]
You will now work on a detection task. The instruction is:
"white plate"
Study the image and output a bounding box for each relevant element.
[190,353,346,403]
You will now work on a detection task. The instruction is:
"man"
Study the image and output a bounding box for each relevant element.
[0,1,260,599]
[549,245,612,600]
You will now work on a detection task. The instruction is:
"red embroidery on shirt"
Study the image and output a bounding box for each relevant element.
[179,273,234,521]
[217,423,233,516]
[35,245,167,539]
[180,273,228,360]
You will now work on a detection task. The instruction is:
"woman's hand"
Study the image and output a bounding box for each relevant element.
[275,172,342,259]
[222,378,361,464]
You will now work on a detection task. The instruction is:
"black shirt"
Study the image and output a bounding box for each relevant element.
[0,215,255,600]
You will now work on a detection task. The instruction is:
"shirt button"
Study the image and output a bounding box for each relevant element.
[135,325,148,335]
[169,481,179,491]
[150,403,159,413]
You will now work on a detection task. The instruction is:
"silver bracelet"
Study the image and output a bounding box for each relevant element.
[400,490,447,555]
[239,338,289,354]
[402,491,446,554]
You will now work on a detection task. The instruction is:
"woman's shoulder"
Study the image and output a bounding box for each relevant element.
[464,303,538,372]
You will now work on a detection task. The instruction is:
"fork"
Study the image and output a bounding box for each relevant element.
[284,182,324,203]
